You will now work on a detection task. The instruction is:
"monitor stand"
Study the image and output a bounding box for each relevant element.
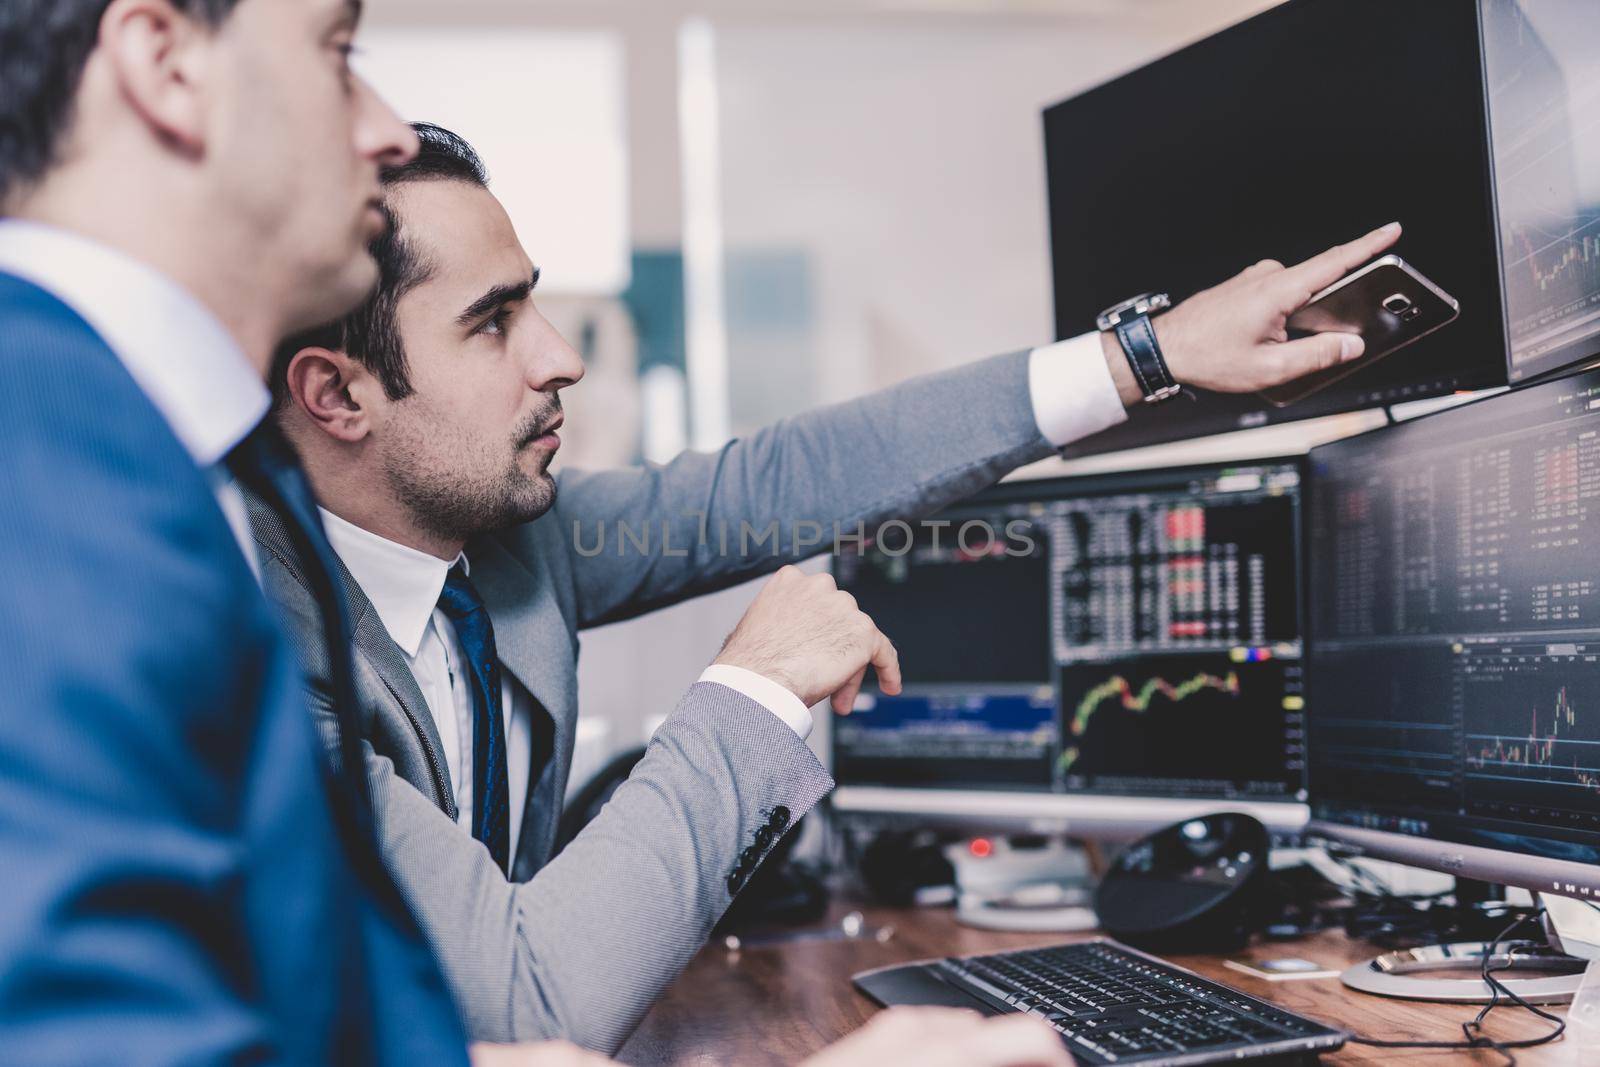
[1340,888,1598,1004]
[947,837,1100,933]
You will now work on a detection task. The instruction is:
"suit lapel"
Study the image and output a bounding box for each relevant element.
[468,535,575,877]
[348,598,457,819]
[245,490,456,818]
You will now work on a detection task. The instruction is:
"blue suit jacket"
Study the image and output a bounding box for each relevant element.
[0,273,469,1066]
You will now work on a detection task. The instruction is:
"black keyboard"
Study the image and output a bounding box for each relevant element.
[858,939,1345,1065]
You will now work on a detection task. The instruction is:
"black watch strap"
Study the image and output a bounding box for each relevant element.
[1114,313,1182,404]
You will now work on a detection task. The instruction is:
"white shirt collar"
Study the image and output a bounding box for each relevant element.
[319,507,468,658]
[0,219,268,467]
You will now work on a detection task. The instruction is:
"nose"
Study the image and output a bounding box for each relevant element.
[530,334,586,394]
[524,311,586,394]
[354,75,419,170]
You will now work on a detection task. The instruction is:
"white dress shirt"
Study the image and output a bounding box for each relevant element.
[0,220,270,567]
[320,509,535,859]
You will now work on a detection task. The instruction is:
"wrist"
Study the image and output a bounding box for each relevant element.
[1150,305,1190,387]
[701,661,816,738]
[1101,328,1147,408]
[1101,303,1193,406]
[711,654,800,701]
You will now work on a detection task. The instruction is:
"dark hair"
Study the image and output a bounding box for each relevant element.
[272,122,489,405]
[0,0,242,207]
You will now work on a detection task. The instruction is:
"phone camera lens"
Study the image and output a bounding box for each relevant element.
[1382,293,1413,315]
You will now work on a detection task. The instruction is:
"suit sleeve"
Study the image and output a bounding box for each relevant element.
[556,348,1055,628]
[363,682,831,1053]
[0,354,281,1063]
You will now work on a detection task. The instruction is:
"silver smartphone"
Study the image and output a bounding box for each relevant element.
[1257,254,1460,408]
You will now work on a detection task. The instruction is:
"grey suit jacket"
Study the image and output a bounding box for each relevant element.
[249,347,1059,1053]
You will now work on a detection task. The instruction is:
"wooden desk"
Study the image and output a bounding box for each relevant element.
[617,901,1571,1065]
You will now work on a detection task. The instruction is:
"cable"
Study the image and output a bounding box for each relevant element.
[1347,911,1567,1067]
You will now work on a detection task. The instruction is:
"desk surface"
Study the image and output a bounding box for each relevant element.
[616,900,1571,1066]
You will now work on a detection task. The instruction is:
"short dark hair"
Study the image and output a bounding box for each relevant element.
[273,122,490,405]
[0,0,242,207]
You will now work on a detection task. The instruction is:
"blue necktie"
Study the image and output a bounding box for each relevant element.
[437,565,511,874]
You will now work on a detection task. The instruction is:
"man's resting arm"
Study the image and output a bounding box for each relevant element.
[365,682,832,1053]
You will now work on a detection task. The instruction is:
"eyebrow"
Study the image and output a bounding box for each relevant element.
[455,268,542,328]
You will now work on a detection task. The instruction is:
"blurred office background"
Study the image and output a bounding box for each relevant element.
[357,0,1313,787]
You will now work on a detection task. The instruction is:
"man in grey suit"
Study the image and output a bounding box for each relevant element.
[257,122,1399,1055]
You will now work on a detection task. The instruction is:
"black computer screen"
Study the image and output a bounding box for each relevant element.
[831,461,1308,802]
[1484,0,1600,384]
[1306,367,1600,867]
[1044,0,1505,457]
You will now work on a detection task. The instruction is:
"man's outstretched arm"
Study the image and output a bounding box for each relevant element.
[557,224,1401,629]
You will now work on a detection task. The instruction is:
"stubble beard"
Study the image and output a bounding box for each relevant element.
[381,410,560,546]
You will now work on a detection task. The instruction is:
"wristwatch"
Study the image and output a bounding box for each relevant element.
[1096,292,1181,404]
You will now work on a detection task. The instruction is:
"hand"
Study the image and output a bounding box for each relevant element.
[1104,221,1404,403]
[715,565,903,714]
[800,1008,1075,1067]
[469,1041,617,1067]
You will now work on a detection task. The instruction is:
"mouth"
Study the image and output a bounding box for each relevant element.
[523,416,564,452]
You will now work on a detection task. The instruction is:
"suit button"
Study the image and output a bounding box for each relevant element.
[769,806,790,831]
[740,846,758,866]
[727,869,745,894]
[755,825,774,850]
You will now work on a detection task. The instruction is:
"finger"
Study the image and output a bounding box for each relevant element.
[833,665,868,716]
[1242,257,1283,279]
[870,632,902,695]
[1275,221,1402,303]
[957,1015,1077,1066]
[1268,331,1366,384]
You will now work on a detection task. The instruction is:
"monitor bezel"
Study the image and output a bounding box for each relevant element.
[1307,820,1600,900]
[827,455,1311,837]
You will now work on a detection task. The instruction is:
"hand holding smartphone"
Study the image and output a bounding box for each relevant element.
[1258,254,1460,408]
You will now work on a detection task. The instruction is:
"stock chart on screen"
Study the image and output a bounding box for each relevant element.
[1309,368,1600,850]
[833,461,1307,802]
[1483,0,1600,382]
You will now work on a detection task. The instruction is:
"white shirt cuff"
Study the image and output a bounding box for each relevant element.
[1027,331,1129,448]
[698,664,814,741]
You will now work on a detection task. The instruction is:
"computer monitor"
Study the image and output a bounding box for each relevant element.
[1483,0,1600,385]
[1306,364,1600,901]
[1043,0,1506,458]
[830,459,1310,838]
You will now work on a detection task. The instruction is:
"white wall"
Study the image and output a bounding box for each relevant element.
[355,29,632,296]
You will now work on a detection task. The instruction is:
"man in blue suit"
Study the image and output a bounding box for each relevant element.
[0,1,582,1064]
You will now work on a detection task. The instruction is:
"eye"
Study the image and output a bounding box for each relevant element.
[477,307,515,338]
[333,42,360,85]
